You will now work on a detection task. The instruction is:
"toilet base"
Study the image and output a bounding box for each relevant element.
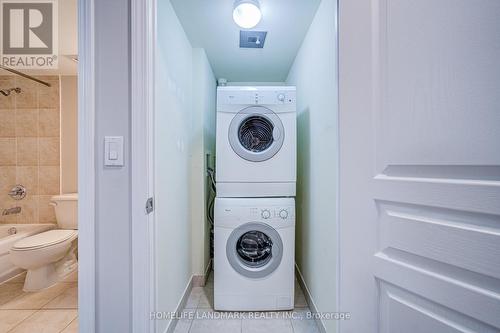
[24,264,59,292]
[22,246,78,292]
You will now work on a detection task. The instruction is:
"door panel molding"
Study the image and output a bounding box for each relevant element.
[339,0,500,331]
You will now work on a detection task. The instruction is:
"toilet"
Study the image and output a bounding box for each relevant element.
[9,193,78,291]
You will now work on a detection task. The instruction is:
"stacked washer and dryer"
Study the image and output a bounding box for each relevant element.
[214,86,297,311]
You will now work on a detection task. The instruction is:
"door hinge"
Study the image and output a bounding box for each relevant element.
[145,197,154,214]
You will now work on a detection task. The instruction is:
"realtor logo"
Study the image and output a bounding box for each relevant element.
[0,0,58,69]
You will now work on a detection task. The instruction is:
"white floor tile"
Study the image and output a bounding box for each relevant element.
[291,309,320,333]
[294,286,308,308]
[197,289,213,309]
[185,291,201,309]
[172,318,192,333]
[242,314,293,333]
[189,317,241,333]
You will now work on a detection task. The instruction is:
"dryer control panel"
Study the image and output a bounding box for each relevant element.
[217,87,296,106]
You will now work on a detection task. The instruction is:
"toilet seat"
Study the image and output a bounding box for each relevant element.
[12,230,78,251]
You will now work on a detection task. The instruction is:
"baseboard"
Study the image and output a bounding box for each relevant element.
[165,262,212,333]
[165,276,194,333]
[203,259,213,285]
[295,264,327,333]
[192,259,212,287]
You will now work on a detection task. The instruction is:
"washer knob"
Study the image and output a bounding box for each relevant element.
[261,209,271,219]
[277,93,285,102]
[279,209,288,219]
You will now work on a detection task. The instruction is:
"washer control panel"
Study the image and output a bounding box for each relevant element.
[248,206,295,222]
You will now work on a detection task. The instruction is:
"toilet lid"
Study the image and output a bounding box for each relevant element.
[13,230,78,250]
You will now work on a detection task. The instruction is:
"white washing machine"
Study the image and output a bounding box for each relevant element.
[214,197,295,311]
[216,86,296,197]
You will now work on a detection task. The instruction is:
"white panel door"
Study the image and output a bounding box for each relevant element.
[339,0,500,332]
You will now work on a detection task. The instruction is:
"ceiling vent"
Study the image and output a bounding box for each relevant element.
[240,31,267,48]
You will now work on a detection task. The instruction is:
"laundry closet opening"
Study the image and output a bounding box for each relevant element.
[153,1,338,332]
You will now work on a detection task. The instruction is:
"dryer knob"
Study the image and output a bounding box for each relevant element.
[279,209,289,219]
[261,209,271,219]
[277,93,285,102]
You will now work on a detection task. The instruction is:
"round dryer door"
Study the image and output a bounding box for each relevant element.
[226,222,283,278]
[228,106,285,162]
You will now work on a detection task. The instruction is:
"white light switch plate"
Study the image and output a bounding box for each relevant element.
[104,136,124,167]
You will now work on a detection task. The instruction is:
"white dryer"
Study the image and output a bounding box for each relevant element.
[216,86,296,197]
[214,197,295,311]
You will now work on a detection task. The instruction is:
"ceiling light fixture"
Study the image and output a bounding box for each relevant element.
[233,0,262,29]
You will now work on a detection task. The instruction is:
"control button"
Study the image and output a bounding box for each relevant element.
[261,209,271,219]
[279,209,289,219]
[277,93,285,102]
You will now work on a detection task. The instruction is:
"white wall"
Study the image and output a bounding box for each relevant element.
[286,0,338,332]
[155,2,216,331]
[155,1,194,332]
[191,48,216,275]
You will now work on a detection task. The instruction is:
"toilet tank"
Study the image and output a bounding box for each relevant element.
[50,193,78,230]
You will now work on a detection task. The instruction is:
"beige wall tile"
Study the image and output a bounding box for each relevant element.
[16,195,38,224]
[17,137,38,166]
[38,77,60,108]
[0,76,61,225]
[15,108,39,137]
[0,213,17,224]
[14,78,38,109]
[60,76,78,193]
[0,194,18,223]
[39,137,60,166]
[38,195,57,223]
[16,166,38,195]
[39,108,60,137]
[0,138,16,165]
[38,166,59,195]
[0,109,15,137]
[0,166,16,194]
[0,77,16,108]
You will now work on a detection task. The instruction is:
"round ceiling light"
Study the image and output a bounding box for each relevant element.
[233,0,262,29]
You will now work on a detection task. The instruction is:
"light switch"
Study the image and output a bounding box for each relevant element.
[109,149,118,160]
[104,136,124,167]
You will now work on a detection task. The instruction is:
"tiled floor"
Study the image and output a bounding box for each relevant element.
[173,272,320,333]
[0,271,78,333]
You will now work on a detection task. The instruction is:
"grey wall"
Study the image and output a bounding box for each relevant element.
[94,0,132,332]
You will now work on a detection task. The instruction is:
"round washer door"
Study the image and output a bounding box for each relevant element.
[226,222,283,278]
[228,106,285,162]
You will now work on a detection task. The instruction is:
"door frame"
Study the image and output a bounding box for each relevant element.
[79,0,156,331]
[131,0,156,332]
[78,0,96,331]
